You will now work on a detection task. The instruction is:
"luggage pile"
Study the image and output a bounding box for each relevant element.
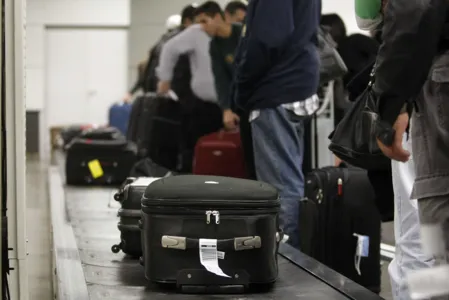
[111,174,284,293]
[65,127,137,185]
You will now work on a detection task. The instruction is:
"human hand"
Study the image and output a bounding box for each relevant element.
[123,93,132,103]
[377,112,410,162]
[335,156,343,167]
[223,109,240,130]
[157,81,171,94]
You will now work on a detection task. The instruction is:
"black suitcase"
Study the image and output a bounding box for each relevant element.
[299,165,381,293]
[79,126,123,140]
[129,158,173,178]
[146,95,183,170]
[141,175,282,293]
[65,138,137,185]
[127,94,154,143]
[60,124,93,149]
[112,177,160,257]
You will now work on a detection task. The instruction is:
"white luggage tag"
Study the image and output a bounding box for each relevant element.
[199,239,230,278]
[353,233,369,276]
[166,90,179,102]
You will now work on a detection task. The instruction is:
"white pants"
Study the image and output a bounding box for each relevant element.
[389,133,435,300]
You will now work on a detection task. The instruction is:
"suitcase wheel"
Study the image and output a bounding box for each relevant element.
[111,243,122,253]
[113,193,122,202]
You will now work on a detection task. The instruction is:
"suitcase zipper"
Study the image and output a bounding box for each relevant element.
[143,199,279,208]
[145,207,277,225]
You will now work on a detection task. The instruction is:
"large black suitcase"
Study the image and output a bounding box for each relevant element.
[141,175,282,293]
[299,165,381,293]
[146,95,183,170]
[127,94,154,144]
[65,137,137,185]
[112,177,160,257]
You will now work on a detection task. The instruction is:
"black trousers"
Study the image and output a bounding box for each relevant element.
[237,111,257,180]
[179,99,223,173]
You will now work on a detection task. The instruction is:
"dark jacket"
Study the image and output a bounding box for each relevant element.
[374,0,449,126]
[144,27,183,92]
[232,0,321,112]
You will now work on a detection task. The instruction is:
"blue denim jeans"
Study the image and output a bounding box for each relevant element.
[250,106,305,248]
[389,132,435,300]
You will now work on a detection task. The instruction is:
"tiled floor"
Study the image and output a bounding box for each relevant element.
[26,155,53,299]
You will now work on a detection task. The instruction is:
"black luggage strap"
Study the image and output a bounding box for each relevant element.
[161,235,262,251]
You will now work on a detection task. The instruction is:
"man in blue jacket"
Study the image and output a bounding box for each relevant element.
[232,0,321,248]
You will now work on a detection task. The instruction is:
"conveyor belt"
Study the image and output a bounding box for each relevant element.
[55,182,382,300]
[49,153,381,300]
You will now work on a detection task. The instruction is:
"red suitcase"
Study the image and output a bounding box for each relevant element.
[192,130,247,178]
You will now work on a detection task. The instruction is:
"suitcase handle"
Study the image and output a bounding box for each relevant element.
[161,235,261,251]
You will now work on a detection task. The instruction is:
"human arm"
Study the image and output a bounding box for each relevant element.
[156,26,198,83]
[374,0,447,127]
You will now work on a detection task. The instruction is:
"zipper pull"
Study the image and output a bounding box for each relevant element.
[212,210,220,224]
[205,211,211,224]
[337,178,343,196]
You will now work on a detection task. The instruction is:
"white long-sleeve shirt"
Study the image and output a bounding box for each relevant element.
[157,24,218,102]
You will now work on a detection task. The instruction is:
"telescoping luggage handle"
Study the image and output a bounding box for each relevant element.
[161,235,262,251]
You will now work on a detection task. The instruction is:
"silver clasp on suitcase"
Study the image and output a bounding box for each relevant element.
[234,236,261,251]
[205,210,220,224]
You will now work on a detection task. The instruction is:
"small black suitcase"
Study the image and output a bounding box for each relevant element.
[141,175,282,293]
[60,124,93,149]
[79,126,123,140]
[129,158,172,178]
[65,138,137,185]
[112,177,160,257]
[299,165,381,293]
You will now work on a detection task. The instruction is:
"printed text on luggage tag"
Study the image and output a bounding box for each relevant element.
[199,239,230,277]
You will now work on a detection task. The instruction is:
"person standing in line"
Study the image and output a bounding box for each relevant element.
[156,3,223,156]
[355,2,436,299]
[366,0,449,297]
[232,0,321,248]
[194,1,256,179]
[223,1,247,24]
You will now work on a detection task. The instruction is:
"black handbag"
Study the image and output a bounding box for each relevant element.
[328,68,391,170]
[318,26,348,85]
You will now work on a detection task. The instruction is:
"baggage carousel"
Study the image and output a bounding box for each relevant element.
[49,165,383,300]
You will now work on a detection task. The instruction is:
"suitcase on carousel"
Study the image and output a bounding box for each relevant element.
[146,94,183,170]
[112,177,160,257]
[193,130,247,178]
[141,175,282,293]
[65,136,137,186]
[299,165,381,293]
[109,102,132,135]
[60,124,95,149]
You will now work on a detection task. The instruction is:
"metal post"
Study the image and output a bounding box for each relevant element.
[4,0,27,298]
